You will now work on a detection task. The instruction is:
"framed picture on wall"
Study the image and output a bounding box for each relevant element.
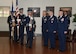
[46,6,54,13]
[60,7,72,17]
[28,7,40,17]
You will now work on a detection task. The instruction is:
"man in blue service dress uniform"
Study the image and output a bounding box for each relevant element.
[47,10,57,49]
[26,9,35,48]
[63,11,70,28]
[63,11,70,40]
[17,8,26,45]
[7,11,17,41]
[57,10,68,52]
[42,10,48,46]
[7,11,14,39]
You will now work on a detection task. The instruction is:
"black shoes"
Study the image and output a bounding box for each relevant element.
[25,44,32,48]
[49,47,55,49]
[57,49,65,52]
[21,43,23,45]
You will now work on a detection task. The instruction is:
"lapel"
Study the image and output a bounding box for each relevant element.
[49,15,54,20]
[58,16,63,20]
[42,16,46,19]
[43,16,47,23]
[58,16,65,22]
[43,16,47,20]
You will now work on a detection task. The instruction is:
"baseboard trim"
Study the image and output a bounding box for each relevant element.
[0,31,42,37]
[0,31,9,37]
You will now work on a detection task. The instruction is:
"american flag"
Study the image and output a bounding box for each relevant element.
[16,0,19,17]
[11,0,14,13]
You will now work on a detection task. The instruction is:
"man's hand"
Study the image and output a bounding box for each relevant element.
[64,31,67,34]
[12,22,16,27]
[46,30,48,32]
[29,27,32,31]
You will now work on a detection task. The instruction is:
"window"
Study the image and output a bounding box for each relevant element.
[0,6,10,17]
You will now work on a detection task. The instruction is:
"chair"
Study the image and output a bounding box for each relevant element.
[66,29,72,49]
[72,29,76,50]
[66,29,72,42]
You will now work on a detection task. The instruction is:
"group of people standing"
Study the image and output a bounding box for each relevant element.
[7,8,36,48]
[7,8,70,52]
[42,10,70,52]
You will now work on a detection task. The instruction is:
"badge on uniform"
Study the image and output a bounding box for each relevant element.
[44,18,47,23]
[61,18,64,22]
[51,18,54,23]
[51,18,54,21]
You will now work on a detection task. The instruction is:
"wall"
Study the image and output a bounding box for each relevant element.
[0,0,16,31]
[0,0,76,34]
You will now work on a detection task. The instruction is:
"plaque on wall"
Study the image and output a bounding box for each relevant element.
[46,6,54,13]
[28,7,40,17]
[60,7,72,17]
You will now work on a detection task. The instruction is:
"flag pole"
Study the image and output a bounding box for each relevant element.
[16,0,20,40]
[11,0,15,40]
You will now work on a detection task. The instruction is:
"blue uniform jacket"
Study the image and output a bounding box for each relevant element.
[7,15,16,27]
[57,16,68,32]
[42,16,48,32]
[18,14,26,26]
[26,16,35,32]
[47,15,57,32]
[64,15,70,28]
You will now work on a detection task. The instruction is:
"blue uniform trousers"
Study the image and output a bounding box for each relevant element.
[49,31,56,48]
[19,25,24,44]
[14,26,17,42]
[43,31,48,46]
[58,31,66,51]
[26,31,33,47]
